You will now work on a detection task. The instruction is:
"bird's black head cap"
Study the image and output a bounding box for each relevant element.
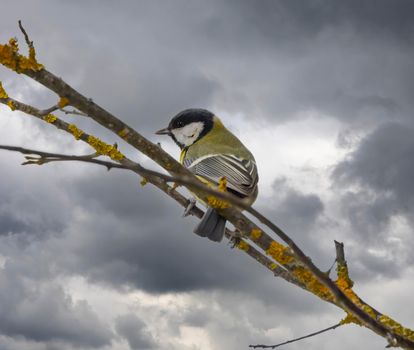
[169,108,214,129]
[168,108,214,148]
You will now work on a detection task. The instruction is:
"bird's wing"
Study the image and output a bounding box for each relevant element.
[185,154,258,197]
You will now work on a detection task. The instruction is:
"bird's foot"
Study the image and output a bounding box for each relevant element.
[227,229,242,248]
[182,197,197,217]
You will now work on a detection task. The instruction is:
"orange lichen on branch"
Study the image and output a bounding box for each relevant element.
[236,240,250,251]
[378,315,414,341]
[206,196,231,209]
[68,124,84,140]
[0,38,44,72]
[0,82,9,98]
[218,176,227,192]
[265,241,294,265]
[335,275,360,305]
[250,228,262,240]
[336,262,354,289]
[269,263,278,271]
[7,100,16,111]
[140,177,148,187]
[43,113,57,124]
[58,97,70,108]
[118,127,130,139]
[340,313,362,326]
[292,266,334,301]
[87,135,124,161]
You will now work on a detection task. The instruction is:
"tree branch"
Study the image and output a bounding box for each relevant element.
[0,145,125,170]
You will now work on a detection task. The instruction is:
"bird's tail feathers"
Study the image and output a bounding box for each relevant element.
[194,208,226,242]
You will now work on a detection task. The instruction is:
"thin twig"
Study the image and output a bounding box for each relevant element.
[39,104,59,116]
[249,323,342,349]
[60,108,88,117]
[18,20,33,49]
[0,145,126,170]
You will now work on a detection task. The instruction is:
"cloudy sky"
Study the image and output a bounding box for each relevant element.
[1,1,414,349]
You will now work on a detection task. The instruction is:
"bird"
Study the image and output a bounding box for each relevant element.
[155,108,258,242]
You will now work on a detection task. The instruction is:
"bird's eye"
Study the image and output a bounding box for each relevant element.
[176,121,184,128]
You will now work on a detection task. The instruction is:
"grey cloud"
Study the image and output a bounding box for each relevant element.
[0,159,69,241]
[0,212,28,236]
[2,0,413,132]
[261,177,324,236]
[0,252,113,348]
[331,122,414,278]
[334,122,414,220]
[115,314,156,350]
[54,208,266,294]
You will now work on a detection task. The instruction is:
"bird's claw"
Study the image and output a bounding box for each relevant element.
[227,229,242,248]
[182,197,197,217]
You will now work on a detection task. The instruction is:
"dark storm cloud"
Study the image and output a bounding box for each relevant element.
[331,122,414,278]
[0,242,113,348]
[0,212,28,236]
[333,122,414,225]
[0,158,69,240]
[266,177,324,233]
[258,177,326,262]
[115,314,156,350]
[2,0,413,133]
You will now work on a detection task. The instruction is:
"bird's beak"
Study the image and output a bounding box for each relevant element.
[155,127,171,136]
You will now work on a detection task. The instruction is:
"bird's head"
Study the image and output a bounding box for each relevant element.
[156,108,214,149]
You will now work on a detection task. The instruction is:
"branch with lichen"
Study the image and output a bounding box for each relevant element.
[1,23,414,349]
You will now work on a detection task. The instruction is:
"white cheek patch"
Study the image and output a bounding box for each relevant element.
[171,122,204,147]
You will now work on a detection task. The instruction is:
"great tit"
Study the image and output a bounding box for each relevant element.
[156,108,258,242]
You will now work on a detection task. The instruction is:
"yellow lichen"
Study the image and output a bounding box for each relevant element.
[0,38,44,73]
[58,97,70,108]
[68,124,84,140]
[43,113,57,124]
[0,81,8,98]
[9,38,18,52]
[140,178,148,187]
[336,263,354,288]
[378,315,414,340]
[87,135,124,161]
[218,177,227,192]
[7,100,16,111]
[265,241,294,265]
[206,196,230,209]
[340,311,414,340]
[269,262,278,270]
[250,228,262,240]
[340,313,361,326]
[361,304,376,319]
[118,127,130,139]
[335,277,361,305]
[236,240,249,251]
[28,46,36,62]
[292,266,334,301]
